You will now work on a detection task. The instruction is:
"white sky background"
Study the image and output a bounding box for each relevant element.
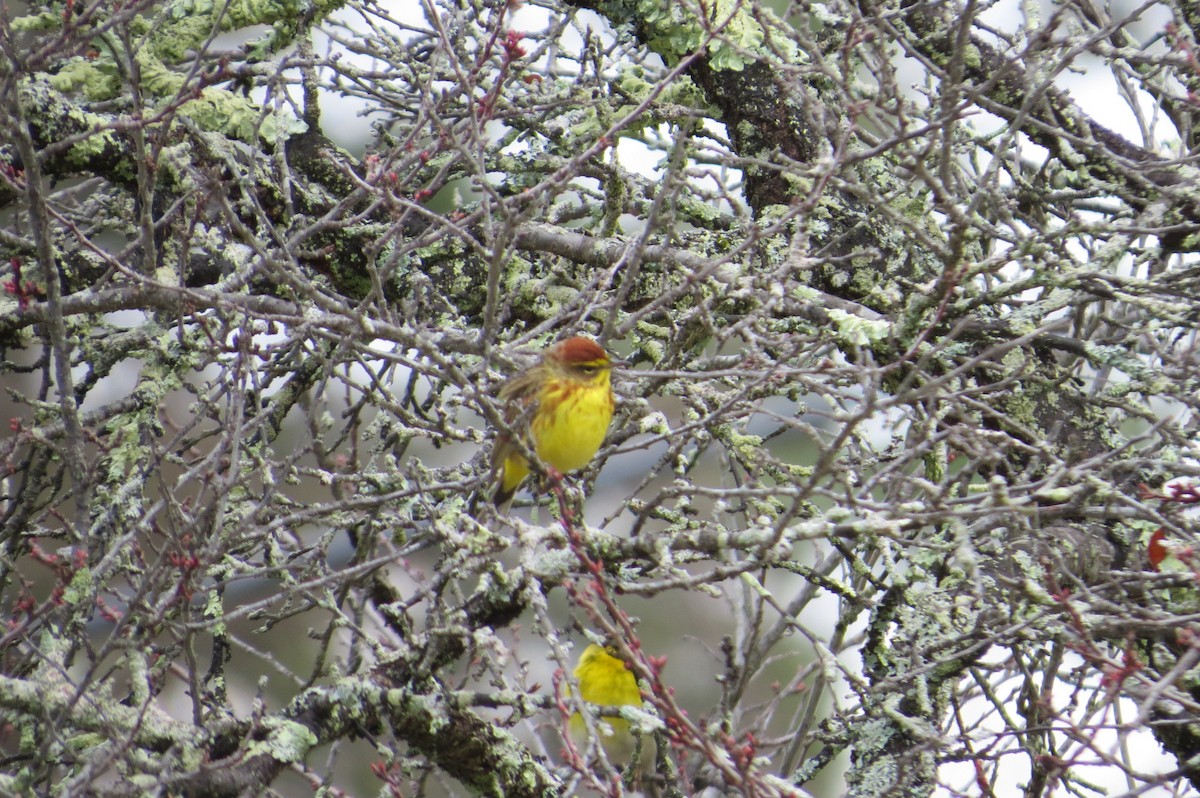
[301,1,1193,796]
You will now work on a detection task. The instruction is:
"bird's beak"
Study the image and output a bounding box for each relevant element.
[609,357,630,369]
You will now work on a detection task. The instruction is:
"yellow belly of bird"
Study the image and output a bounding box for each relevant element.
[500,381,613,496]
[532,382,613,473]
[496,374,614,499]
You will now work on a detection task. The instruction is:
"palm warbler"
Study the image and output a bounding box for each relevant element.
[489,337,619,505]
[568,643,656,772]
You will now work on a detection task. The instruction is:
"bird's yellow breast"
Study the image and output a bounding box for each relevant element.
[531,376,614,474]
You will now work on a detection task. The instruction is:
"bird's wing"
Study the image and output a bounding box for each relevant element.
[489,367,544,471]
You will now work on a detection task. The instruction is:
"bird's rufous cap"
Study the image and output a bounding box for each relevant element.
[552,337,612,365]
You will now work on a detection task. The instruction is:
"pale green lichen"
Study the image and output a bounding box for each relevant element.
[158,0,333,59]
[637,411,670,435]
[61,566,94,607]
[513,277,579,321]
[529,546,577,581]
[827,309,890,346]
[726,429,762,454]
[600,0,798,72]
[634,323,668,361]
[66,128,121,169]
[47,59,121,101]
[791,284,821,303]
[1033,486,1077,503]
[12,12,60,31]
[19,77,120,166]
[38,1,310,143]
[245,718,317,763]
[204,589,228,636]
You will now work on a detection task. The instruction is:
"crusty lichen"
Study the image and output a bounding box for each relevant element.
[593,0,798,72]
[245,717,318,763]
[827,309,890,347]
[30,1,313,143]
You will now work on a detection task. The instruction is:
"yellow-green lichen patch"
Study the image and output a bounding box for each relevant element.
[827,309,890,347]
[599,0,798,72]
[245,717,318,763]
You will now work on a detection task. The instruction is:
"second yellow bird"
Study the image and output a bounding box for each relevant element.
[568,643,656,771]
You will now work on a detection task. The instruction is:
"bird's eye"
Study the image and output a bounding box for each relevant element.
[579,364,597,374]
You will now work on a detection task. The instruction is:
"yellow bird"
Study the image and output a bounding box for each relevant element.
[489,337,619,505]
[568,643,656,772]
